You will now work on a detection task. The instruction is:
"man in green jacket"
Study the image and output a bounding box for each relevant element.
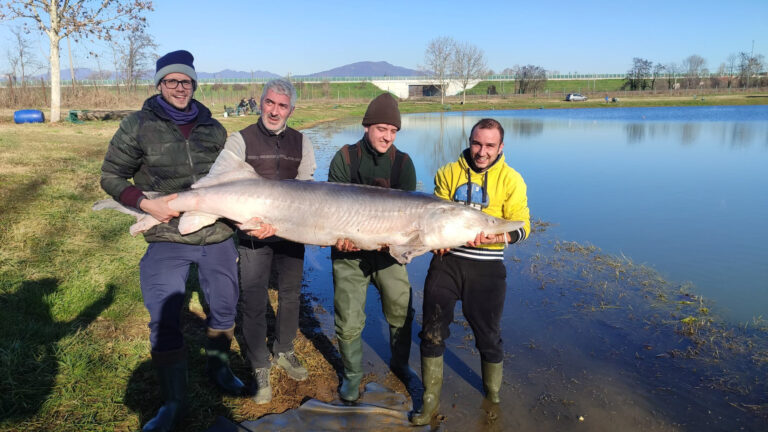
[100,50,243,432]
[327,93,420,403]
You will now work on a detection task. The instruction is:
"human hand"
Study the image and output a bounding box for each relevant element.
[239,217,276,239]
[466,231,508,247]
[334,238,360,252]
[432,248,451,256]
[139,194,179,223]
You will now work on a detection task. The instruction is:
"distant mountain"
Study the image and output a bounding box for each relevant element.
[5,62,423,82]
[197,69,280,79]
[306,61,423,78]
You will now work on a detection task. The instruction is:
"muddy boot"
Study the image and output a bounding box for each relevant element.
[143,350,187,432]
[338,336,363,403]
[389,320,420,394]
[481,360,503,403]
[410,355,443,426]
[252,366,272,404]
[205,326,245,395]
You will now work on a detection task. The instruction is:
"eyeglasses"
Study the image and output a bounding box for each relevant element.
[161,79,194,89]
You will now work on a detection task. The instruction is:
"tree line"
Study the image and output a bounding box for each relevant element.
[1,2,766,122]
[625,53,766,91]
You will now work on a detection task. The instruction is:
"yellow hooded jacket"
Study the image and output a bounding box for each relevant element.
[434,149,530,260]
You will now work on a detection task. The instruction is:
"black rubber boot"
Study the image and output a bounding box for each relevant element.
[205,326,245,395]
[143,349,187,432]
[410,355,443,426]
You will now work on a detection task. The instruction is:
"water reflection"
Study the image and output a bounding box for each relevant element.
[306,105,768,323]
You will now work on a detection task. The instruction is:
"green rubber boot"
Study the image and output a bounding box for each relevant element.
[410,355,443,426]
[205,327,245,395]
[338,336,363,403]
[143,350,187,432]
[481,360,503,403]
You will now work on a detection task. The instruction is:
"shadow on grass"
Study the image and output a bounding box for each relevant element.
[0,279,115,422]
[0,177,48,220]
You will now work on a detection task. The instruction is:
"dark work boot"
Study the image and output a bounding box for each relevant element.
[205,326,245,395]
[143,349,187,432]
[337,336,363,403]
[481,360,503,403]
[410,355,443,426]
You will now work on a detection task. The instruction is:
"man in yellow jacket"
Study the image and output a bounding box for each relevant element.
[412,118,530,425]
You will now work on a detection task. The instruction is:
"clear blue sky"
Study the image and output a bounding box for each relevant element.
[1,0,766,77]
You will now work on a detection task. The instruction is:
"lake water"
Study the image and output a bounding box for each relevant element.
[298,105,768,431]
[309,105,768,324]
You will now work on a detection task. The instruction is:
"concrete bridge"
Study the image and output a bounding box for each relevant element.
[368,78,482,99]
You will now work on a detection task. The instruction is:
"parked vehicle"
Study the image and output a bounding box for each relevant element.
[566,93,588,101]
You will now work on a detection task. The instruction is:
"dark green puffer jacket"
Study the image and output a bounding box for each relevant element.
[101,95,234,245]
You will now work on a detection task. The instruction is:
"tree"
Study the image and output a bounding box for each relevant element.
[514,65,547,95]
[451,41,486,104]
[7,26,40,87]
[724,53,739,88]
[664,62,681,90]
[424,36,456,104]
[624,57,652,91]
[0,1,153,122]
[682,54,706,89]
[651,63,665,90]
[118,26,156,89]
[737,51,765,89]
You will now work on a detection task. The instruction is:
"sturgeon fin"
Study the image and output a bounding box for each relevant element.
[178,211,220,235]
[191,149,261,189]
[387,229,428,264]
[388,245,430,265]
[92,199,163,236]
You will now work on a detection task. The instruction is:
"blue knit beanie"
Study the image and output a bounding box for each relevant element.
[154,50,197,88]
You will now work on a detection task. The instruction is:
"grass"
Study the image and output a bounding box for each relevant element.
[1,95,767,430]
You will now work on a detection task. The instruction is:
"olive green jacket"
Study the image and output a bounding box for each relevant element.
[100,95,233,244]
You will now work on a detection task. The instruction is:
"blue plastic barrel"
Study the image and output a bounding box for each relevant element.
[14,109,45,124]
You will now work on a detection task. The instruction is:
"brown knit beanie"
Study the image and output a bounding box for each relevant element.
[362,93,401,130]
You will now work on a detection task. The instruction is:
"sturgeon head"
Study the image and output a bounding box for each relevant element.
[388,201,524,264]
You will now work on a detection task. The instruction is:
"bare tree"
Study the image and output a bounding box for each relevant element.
[452,41,486,104]
[682,54,706,89]
[119,27,156,89]
[738,51,765,89]
[724,53,739,88]
[624,57,653,90]
[514,65,547,95]
[651,62,665,90]
[8,26,40,87]
[424,36,456,104]
[0,1,153,122]
[664,62,681,90]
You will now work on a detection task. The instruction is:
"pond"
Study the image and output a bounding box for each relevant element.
[298,105,768,431]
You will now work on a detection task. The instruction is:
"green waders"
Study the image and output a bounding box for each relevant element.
[332,251,414,403]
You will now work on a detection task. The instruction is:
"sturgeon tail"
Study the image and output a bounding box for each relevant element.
[92,199,162,236]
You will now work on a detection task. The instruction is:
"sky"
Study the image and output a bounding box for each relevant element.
[1,0,766,77]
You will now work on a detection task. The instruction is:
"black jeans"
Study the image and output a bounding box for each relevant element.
[419,253,507,363]
[238,238,305,370]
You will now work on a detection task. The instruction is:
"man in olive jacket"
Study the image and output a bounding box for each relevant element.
[328,93,420,403]
[100,50,244,432]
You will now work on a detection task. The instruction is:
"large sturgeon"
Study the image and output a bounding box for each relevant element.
[94,150,523,264]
